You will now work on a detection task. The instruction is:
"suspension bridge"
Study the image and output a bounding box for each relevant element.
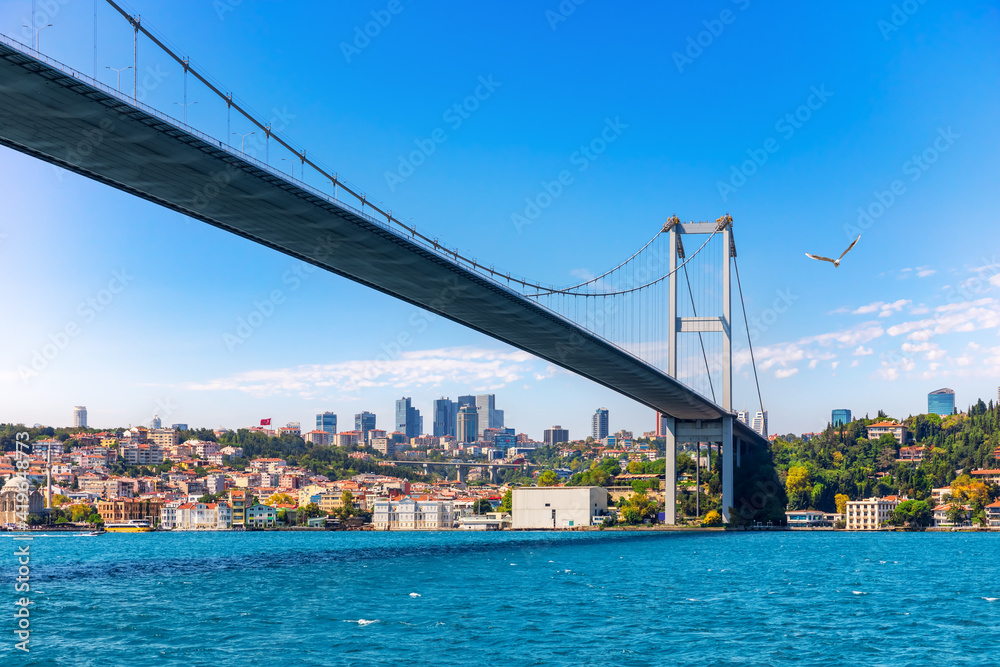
[0,2,769,523]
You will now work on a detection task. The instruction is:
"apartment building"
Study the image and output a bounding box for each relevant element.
[865,421,907,444]
[96,498,165,524]
[173,502,233,530]
[845,496,903,530]
[372,498,455,530]
[121,443,164,466]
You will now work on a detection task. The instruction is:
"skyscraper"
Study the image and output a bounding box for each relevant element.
[751,411,768,438]
[928,388,955,416]
[457,395,476,409]
[150,415,161,429]
[73,406,87,428]
[475,394,496,437]
[543,426,569,446]
[316,412,337,435]
[592,408,609,440]
[432,398,457,438]
[355,412,376,440]
[457,405,478,443]
[395,397,423,439]
[832,409,851,427]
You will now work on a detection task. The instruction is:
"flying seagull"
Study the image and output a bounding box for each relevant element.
[806,235,861,268]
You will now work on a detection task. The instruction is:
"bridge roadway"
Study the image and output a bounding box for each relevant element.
[0,36,766,520]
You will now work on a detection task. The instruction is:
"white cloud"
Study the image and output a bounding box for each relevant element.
[853,301,884,315]
[910,304,929,315]
[186,347,539,398]
[854,300,910,318]
[916,268,936,278]
[775,368,799,379]
[808,359,818,369]
[831,361,840,370]
[853,345,873,356]
[850,360,859,367]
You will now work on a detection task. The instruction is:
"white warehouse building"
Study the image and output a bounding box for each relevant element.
[512,486,608,529]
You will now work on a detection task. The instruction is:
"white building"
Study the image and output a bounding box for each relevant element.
[73,406,88,428]
[160,499,183,529]
[372,498,455,530]
[845,496,903,531]
[171,501,233,530]
[205,473,226,495]
[511,486,608,529]
[121,443,164,466]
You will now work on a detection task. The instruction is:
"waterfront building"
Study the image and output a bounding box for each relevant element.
[865,421,906,444]
[511,486,608,529]
[986,501,1000,528]
[316,412,338,436]
[355,411,376,440]
[73,406,87,428]
[457,405,478,444]
[592,408,609,441]
[928,388,955,416]
[228,488,250,527]
[933,503,972,527]
[831,409,852,427]
[96,497,164,524]
[395,397,423,439]
[245,503,278,528]
[784,510,831,527]
[543,426,569,447]
[372,497,455,530]
[845,496,903,530]
[173,501,233,530]
[160,500,182,530]
[0,478,44,527]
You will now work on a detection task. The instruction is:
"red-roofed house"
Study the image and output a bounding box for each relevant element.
[866,421,906,444]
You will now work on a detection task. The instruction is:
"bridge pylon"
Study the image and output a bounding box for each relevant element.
[661,215,735,525]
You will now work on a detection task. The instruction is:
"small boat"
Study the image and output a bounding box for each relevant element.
[104,520,154,533]
[75,531,103,536]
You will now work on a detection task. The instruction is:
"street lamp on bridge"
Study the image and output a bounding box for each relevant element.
[105,66,132,93]
[233,131,255,154]
[23,23,51,51]
[173,100,198,124]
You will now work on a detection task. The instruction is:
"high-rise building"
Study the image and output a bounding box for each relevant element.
[592,408,609,440]
[316,412,337,435]
[457,405,478,444]
[432,398,457,438]
[543,426,569,447]
[832,409,852,427]
[928,388,955,416]
[737,411,750,427]
[150,415,162,429]
[475,394,496,438]
[457,395,476,409]
[171,423,189,431]
[395,397,423,439]
[73,406,87,429]
[492,408,504,429]
[355,412,376,440]
[751,411,768,438]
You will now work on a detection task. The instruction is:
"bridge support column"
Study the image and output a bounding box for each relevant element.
[458,466,467,484]
[488,466,497,484]
[423,463,430,478]
[722,415,733,524]
[663,416,676,525]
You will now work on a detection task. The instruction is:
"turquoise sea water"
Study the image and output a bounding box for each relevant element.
[2,530,998,666]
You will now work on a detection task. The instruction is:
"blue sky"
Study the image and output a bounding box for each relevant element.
[1,0,999,436]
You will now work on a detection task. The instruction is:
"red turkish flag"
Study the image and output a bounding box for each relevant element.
[260,418,271,426]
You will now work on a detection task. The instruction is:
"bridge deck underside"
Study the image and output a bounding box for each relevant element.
[0,41,763,432]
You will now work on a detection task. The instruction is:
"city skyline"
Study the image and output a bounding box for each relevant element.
[1,2,999,437]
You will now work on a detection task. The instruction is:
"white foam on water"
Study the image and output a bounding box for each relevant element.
[350,619,378,626]
[983,597,999,602]
[409,593,421,597]
[852,591,866,595]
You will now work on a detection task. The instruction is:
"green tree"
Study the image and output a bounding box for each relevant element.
[472,498,492,514]
[536,470,559,487]
[945,503,968,526]
[499,489,512,513]
[891,499,932,528]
